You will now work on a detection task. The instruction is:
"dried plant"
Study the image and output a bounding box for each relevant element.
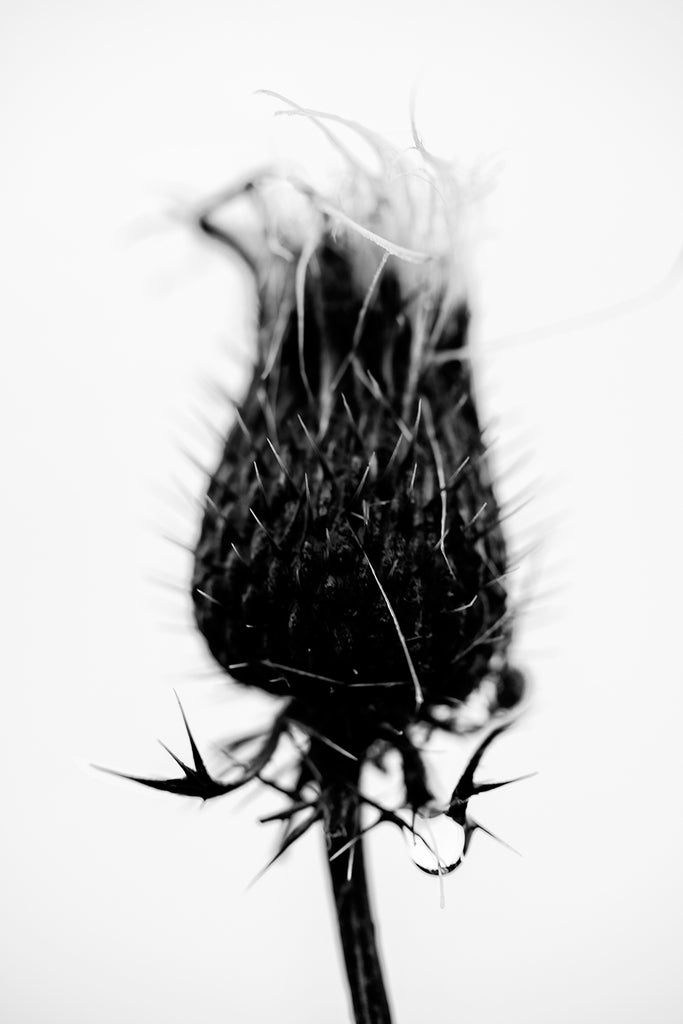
[102,96,531,1024]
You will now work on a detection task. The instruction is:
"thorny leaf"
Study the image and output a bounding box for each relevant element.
[95,696,288,802]
[248,808,324,888]
[412,720,533,875]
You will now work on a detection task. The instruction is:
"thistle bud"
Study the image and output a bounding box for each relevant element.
[106,107,532,1024]
[191,149,523,809]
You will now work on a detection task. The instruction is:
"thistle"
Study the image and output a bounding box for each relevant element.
[105,99,530,1024]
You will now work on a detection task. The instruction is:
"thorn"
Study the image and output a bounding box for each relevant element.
[173,690,208,772]
[194,587,223,607]
[472,771,537,795]
[340,393,370,456]
[297,415,335,480]
[347,455,375,507]
[253,461,270,505]
[233,409,253,446]
[464,501,488,530]
[158,739,191,773]
[469,817,522,857]
[328,818,380,862]
[230,542,249,565]
[249,508,281,552]
[353,535,424,710]
[256,386,280,447]
[230,658,346,688]
[258,799,317,824]
[383,435,404,477]
[445,456,470,491]
[451,722,515,803]
[93,695,233,800]
[266,437,298,493]
[287,719,358,761]
[247,809,322,888]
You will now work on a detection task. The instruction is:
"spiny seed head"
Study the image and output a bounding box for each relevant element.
[191,138,525,807]
[102,110,531,879]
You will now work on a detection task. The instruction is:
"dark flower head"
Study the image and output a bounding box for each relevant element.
[190,151,525,819]
[105,113,528,877]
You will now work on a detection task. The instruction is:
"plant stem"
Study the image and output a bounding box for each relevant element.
[325,790,393,1024]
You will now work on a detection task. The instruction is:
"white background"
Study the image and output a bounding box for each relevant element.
[3,1,683,1022]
